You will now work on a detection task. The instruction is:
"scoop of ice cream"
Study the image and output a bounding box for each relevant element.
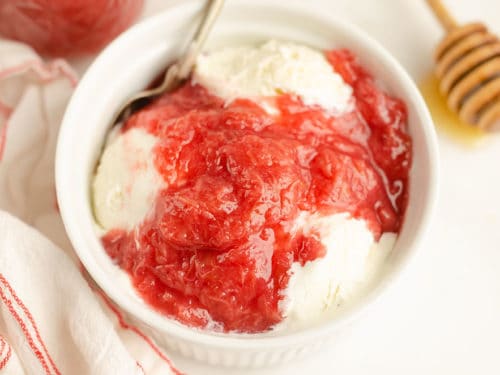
[194,40,353,113]
[93,128,165,230]
[281,213,395,326]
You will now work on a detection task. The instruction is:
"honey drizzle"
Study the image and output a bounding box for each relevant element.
[419,74,486,146]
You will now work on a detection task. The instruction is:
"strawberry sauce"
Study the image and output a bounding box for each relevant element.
[102,49,411,332]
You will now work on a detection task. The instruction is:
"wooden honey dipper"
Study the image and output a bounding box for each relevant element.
[427,0,500,131]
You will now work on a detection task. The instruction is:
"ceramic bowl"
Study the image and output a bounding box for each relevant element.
[56,0,439,368]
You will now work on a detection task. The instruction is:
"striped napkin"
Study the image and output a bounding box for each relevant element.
[0,39,179,375]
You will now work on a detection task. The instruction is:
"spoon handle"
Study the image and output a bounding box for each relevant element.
[111,0,225,125]
[178,0,226,78]
[426,0,458,31]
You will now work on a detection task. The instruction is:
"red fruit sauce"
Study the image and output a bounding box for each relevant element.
[0,0,143,57]
[102,49,412,333]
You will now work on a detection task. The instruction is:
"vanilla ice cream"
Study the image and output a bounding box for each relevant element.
[279,213,395,329]
[194,40,353,114]
[93,40,397,332]
[93,127,165,230]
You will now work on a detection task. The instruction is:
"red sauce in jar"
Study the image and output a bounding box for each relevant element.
[0,0,143,56]
[102,49,411,332]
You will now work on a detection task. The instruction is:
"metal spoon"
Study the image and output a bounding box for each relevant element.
[112,0,225,126]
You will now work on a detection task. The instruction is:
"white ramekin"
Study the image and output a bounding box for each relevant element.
[56,0,439,368]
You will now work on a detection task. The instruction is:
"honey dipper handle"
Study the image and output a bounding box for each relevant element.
[426,0,458,31]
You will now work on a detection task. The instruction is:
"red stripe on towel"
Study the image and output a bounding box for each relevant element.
[0,100,11,162]
[96,289,182,375]
[0,274,61,375]
[0,281,51,374]
[0,120,8,161]
[0,335,5,356]
[0,336,12,369]
[0,101,11,117]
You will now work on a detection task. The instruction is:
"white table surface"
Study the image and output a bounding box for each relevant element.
[97,1,500,373]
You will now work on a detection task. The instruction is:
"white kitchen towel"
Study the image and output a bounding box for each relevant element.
[0,39,179,374]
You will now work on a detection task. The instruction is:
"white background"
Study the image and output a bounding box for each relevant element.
[121,1,500,373]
